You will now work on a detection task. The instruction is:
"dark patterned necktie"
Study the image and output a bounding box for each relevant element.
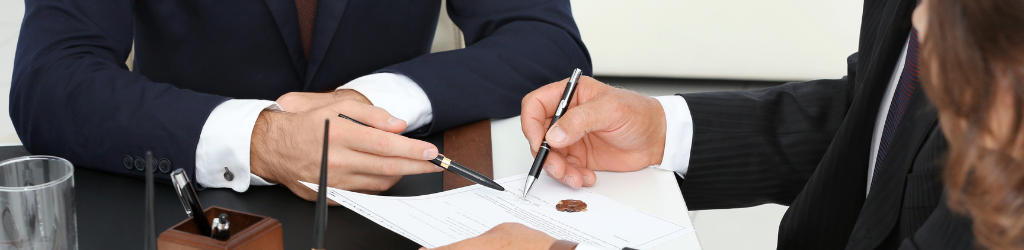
[295,0,318,60]
[872,27,920,184]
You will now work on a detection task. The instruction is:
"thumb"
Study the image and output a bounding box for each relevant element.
[545,99,618,148]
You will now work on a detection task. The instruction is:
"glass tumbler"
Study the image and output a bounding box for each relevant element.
[0,156,77,250]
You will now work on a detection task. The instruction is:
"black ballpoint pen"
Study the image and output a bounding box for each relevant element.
[429,154,505,191]
[337,114,506,191]
[524,68,583,198]
[313,119,329,250]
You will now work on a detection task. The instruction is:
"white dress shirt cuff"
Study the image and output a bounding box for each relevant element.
[337,73,433,134]
[652,95,693,178]
[196,99,281,192]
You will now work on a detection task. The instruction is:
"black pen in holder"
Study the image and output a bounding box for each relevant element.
[171,168,212,237]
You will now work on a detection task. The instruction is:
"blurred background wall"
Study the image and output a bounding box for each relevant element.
[0,1,23,145]
[0,0,863,248]
[574,0,861,81]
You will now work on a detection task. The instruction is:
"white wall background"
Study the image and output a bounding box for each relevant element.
[572,0,862,81]
[0,0,24,145]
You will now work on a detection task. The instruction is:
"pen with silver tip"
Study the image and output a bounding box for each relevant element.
[524,68,583,198]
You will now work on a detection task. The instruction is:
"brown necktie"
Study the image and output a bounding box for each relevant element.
[295,0,317,60]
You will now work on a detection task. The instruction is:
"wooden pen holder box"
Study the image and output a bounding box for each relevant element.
[158,206,283,250]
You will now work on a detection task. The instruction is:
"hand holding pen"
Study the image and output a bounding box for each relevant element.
[519,70,669,190]
[339,114,506,191]
[523,69,583,197]
[250,104,444,201]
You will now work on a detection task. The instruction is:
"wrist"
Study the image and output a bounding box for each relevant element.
[251,110,284,183]
[649,97,668,166]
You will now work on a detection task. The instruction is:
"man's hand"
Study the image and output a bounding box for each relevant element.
[521,76,667,189]
[422,223,556,250]
[276,89,371,113]
[250,98,442,201]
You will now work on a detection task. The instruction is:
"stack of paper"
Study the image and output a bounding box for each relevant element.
[301,173,692,249]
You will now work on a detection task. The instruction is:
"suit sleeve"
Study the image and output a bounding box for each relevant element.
[679,53,859,210]
[11,0,228,183]
[897,195,974,249]
[379,0,591,136]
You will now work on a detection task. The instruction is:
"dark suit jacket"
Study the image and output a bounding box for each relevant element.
[10,0,590,182]
[678,0,974,249]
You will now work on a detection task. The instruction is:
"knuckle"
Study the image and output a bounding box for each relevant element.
[276,93,299,106]
[611,106,626,119]
[522,92,540,109]
[324,158,339,175]
[494,223,523,232]
[601,98,624,117]
[339,99,358,107]
[278,92,299,100]
[374,178,396,191]
[328,125,344,138]
[370,105,390,116]
[566,112,588,129]
[373,134,393,154]
[378,160,399,176]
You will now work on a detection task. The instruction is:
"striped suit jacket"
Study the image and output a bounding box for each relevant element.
[679,0,975,249]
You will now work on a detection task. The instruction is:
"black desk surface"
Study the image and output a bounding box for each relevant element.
[0,132,444,249]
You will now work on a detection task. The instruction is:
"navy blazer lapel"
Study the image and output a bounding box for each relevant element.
[304,0,348,88]
[264,0,307,78]
[848,89,939,249]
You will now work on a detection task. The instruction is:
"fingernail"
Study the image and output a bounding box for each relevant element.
[565,176,576,188]
[434,166,443,172]
[549,126,567,143]
[423,148,438,160]
[388,117,404,127]
[584,175,594,185]
[544,164,554,170]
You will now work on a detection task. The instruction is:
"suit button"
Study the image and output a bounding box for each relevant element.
[223,167,234,181]
[158,158,172,173]
[122,155,134,170]
[134,157,145,171]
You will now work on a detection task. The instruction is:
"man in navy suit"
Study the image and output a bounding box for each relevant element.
[10,0,590,201]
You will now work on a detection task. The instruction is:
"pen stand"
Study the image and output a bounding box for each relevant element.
[158,206,283,250]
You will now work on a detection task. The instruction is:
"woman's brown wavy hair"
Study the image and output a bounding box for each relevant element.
[921,0,1024,249]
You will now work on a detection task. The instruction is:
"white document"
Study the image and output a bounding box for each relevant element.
[300,173,693,249]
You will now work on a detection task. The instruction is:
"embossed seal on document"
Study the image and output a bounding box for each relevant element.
[556,199,587,212]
